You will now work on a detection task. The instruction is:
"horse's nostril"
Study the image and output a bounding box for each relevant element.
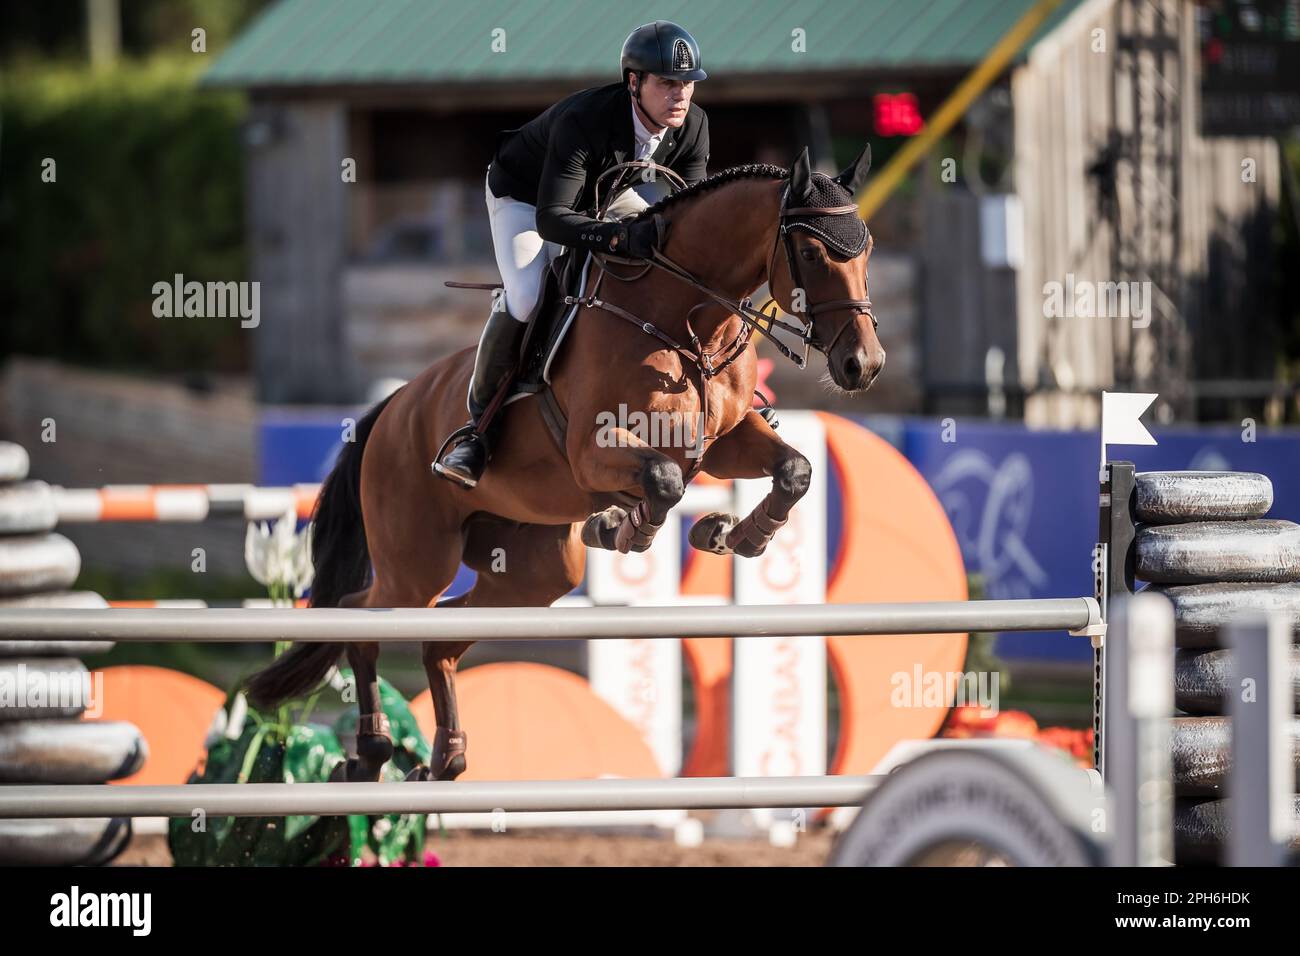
[843,355,861,381]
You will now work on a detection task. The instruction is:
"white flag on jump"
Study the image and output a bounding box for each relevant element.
[1101,391,1158,447]
[1100,391,1158,480]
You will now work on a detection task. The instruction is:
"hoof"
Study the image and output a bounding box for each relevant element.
[688,512,740,555]
[329,757,375,783]
[405,755,466,781]
[440,753,467,781]
[581,506,627,551]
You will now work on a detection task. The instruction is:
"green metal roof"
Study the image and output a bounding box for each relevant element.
[205,0,1084,88]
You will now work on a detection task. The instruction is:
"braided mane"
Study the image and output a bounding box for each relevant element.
[633,163,788,219]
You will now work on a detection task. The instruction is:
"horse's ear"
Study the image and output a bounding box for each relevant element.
[789,147,812,201]
[833,143,872,196]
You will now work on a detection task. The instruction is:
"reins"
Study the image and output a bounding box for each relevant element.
[586,162,876,362]
[563,161,876,468]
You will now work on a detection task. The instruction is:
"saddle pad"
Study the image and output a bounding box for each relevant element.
[513,250,594,394]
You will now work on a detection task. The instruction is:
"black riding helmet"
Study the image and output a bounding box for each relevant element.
[620,21,708,84]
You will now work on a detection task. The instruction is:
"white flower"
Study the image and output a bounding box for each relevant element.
[244,519,271,586]
[225,693,249,740]
[292,521,315,598]
[272,505,297,562]
[245,508,314,600]
[202,704,229,749]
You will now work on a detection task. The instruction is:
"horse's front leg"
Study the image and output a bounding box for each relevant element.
[688,409,811,558]
[572,427,686,553]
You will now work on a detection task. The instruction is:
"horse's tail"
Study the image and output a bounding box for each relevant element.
[244,392,398,709]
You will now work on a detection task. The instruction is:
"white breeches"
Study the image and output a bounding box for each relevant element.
[484,168,652,322]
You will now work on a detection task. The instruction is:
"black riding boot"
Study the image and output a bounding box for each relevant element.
[433,307,527,488]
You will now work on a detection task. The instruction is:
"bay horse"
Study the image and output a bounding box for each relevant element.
[245,145,884,783]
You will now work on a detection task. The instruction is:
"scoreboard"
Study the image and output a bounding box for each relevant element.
[1199,0,1300,134]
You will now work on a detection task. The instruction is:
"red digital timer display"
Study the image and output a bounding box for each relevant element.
[873,93,924,136]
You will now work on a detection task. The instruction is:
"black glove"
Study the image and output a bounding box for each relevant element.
[575,214,666,258]
[621,214,666,259]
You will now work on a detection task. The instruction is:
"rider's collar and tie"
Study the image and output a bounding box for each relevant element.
[630,101,667,162]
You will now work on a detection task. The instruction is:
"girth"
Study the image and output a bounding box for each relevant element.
[535,385,644,509]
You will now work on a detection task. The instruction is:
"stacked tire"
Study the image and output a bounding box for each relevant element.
[0,441,146,865]
[1136,471,1300,864]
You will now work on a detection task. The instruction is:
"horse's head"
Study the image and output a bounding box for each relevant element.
[766,145,884,393]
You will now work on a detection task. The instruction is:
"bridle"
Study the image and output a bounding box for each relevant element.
[585,161,876,370]
[767,183,877,360]
[566,160,876,471]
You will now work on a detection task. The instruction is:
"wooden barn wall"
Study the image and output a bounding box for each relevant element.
[244,100,354,404]
[918,191,1020,418]
[1012,0,1281,428]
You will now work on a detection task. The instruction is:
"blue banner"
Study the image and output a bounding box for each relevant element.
[891,418,1300,660]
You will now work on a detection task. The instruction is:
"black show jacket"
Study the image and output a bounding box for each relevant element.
[488,82,710,255]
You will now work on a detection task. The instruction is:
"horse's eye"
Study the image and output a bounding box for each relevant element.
[800,248,818,262]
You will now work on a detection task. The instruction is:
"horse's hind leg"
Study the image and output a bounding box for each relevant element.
[411,519,586,781]
[407,581,486,781]
[334,518,466,783]
[327,636,393,783]
[329,588,430,783]
[411,592,473,782]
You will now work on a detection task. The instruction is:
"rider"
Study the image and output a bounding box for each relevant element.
[434,20,711,488]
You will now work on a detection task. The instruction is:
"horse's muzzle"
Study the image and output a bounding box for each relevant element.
[831,342,886,392]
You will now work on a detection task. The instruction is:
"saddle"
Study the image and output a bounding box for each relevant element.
[514,248,590,392]
[441,246,592,467]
